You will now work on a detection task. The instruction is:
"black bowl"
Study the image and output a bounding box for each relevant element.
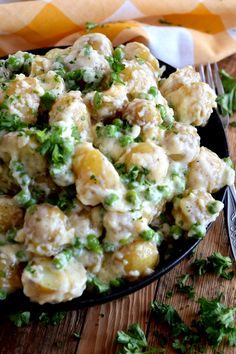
[0,51,229,313]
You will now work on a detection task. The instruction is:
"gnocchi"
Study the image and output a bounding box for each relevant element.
[0,33,234,305]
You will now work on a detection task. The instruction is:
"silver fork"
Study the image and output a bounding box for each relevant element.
[198,63,236,260]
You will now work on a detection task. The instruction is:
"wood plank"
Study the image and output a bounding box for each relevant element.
[147,212,236,354]
[77,281,157,354]
[0,309,87,354]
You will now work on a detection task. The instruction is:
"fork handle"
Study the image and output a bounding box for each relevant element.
[224,185,236,261]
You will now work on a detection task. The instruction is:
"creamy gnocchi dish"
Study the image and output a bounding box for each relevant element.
[0,33,234,305]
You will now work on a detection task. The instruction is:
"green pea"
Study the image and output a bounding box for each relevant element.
[207,201,220,215]
[170,225,183,240]
[93,91,103,110]
[119,135,133,147]
[87,234,103,254]
[113,118,123,129]
[188,223,205,239]
[140,229,155,241]
[148,86,158,97]
[125,190,138,205]
[104,193,119,207]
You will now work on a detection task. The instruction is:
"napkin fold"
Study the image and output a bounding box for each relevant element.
[0,0,236,67]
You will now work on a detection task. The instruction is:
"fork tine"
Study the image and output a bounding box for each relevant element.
[198,64,206,82]
[213,63,224,95]
[206,63,215,92]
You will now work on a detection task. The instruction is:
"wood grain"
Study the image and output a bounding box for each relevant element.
[0,54,235,354]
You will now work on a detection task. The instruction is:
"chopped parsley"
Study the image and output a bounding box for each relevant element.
[192,252,234,280]
[34,126,74,167]
[116,323,161,354]
[96,124,119,138]
[115,164,151,188]
[6,228,17,243]
[0,111,27,132]
[106,47,125,85]
[193,294,236,347]
[48,185,77,212]
[40,91,57,111]
[9,311,31,327]
[217,69,236,117]
[39,311,66,326]
[175,274,195,299]
[0,289,7,300]
[85,22,98,31]
[87,275,110,294]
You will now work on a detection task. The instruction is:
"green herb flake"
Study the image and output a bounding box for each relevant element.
[175,274,195,299]
[0,289,7,300]
[207,252,234,280]
[85,22,98,31]
[106,49,125,85]
[193,294,236,347]
[73,332,81,340]
[192,252,234,280]
[166,290,173,299]
[83,44,92,56]
[9,311,31,327]
[34,126,74,167]
[87,275,110,294]
[116,323,160,354]
[41,91,56,111]
[6,228,17,243]
[0,111,27,132]
[192,258,208,276]
[39,311,66,326]
[217,69,236,117]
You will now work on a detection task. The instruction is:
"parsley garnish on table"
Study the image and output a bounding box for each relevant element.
[116,323,163,354]
[9,311,31,327]
[175,274,195,299]
[217,69,236,119]
[151,295,236,352]
[39,311,66,326]
[192,252,234,279]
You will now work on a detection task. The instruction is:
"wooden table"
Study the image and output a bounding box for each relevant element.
[0,54,236,354]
